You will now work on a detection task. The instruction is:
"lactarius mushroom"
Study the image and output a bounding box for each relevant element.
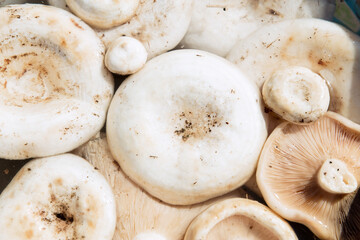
[65,0,139,29]
[105,36,147,75]
[257,112,360,239]
[184,198,298,240]
[98,0,193,59]
[180,0,335,57]
[227,18,360,124]
[0,154,116,239]
[262,66,330,123]
[0,4,114,159]
[107,50,267,205]
[74,133,244,240]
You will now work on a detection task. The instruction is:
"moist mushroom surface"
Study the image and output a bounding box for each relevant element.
[257,112,360,240]
[107,49,267,205]
[0,4,114,159]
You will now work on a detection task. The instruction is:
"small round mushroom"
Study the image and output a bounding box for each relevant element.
[0,4,114,159]
[0,154,116,239]
[74,133,245,240]
[256,112,360,239]
[184,198,298,240]
[65,0,139,29]
[262,66,330,123]
[106,49,267,205]
[105,36,147,75]
[180,0,335,57]
[227,18,360,124]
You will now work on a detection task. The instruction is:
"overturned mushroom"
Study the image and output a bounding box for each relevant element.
[65,0,139,29]
[256,112,360,239]
[262,66,330,123]
[0,154,116,239]
[180,0,335,57]
[107,50,267,205]
[105,36,147,75]
[184,198,298,240]
[74,133,245,240]
[0,4,114,159]
[227,18,360,124]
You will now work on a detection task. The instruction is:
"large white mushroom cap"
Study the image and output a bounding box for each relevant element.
[0,154,116,240]
[180,0,335,57]
[107,49,267,205]
[227,18,360,124]
[0,4,114,159]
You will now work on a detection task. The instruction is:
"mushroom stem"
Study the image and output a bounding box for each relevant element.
[317,159,357,194]
[133,233,167,240]
[262,66,330,123]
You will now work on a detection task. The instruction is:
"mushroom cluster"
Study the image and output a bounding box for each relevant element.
[0,0,359,239]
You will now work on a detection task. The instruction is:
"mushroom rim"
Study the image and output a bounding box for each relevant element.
[256,111,360,239]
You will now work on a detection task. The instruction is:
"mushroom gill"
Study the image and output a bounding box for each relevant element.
[257,112,360,240]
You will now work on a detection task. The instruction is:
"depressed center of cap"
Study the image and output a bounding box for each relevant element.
[262,66,330,123]
[317,159,357,194]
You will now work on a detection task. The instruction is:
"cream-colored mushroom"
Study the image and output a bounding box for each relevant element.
[227,18,360,124]
[256,112,360,239]
[0,154,116,239]
[180,0,335,57]
[105,36,147,75]
[98,0,193,59]
[73,133,245,240]
[262,66,330,123]
[106,49,267,205]
[184,198,298,240]
[0,4,114,159]
[65,0,139,29]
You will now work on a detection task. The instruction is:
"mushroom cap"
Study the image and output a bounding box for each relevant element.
[0,4,114,159]
[256,112,360,239]
[98,0,193,59]
[262,66,330,124]
[0,153,116,240]
[184,198,298,240]
[105,36,147,75]
[226,18,360,124]
[106,49,267,205]
[65,0,139,29]
[74,133,244,240]
[180,0,335,57]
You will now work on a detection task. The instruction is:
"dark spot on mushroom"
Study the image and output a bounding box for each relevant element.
[113,160,121,171]
[223,7,226,11]
[324,172,327,175]
[318,59,327,66]
[249,225,253,230]
[70,18,84,30]
[149,155,158,159]
[268,8,281,16]
[27,168,31,171]
[330,161,333,164]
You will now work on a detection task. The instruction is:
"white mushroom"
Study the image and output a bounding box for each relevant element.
[106,49,267,205]
[184,198,298,240]
[65,0,139,29]
[227,18,360,124]
[262,66,330,123]
[98,0,193,59]
[105,36,147,75]
[180,0,335,57]
[73,133,245,240]
[0,154,116,239]
[0,4,114,159]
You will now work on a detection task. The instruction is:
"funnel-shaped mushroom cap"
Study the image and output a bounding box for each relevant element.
[184,198,298,240]
[227,18,360,124]
[65,0,139,29]
[180,0,335,57]
[0,154,116,239]
[257,112,360,239]
[74,133,244,240]
[0,4,114,159]
[98,0,193,59]
[106,50,267,205]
